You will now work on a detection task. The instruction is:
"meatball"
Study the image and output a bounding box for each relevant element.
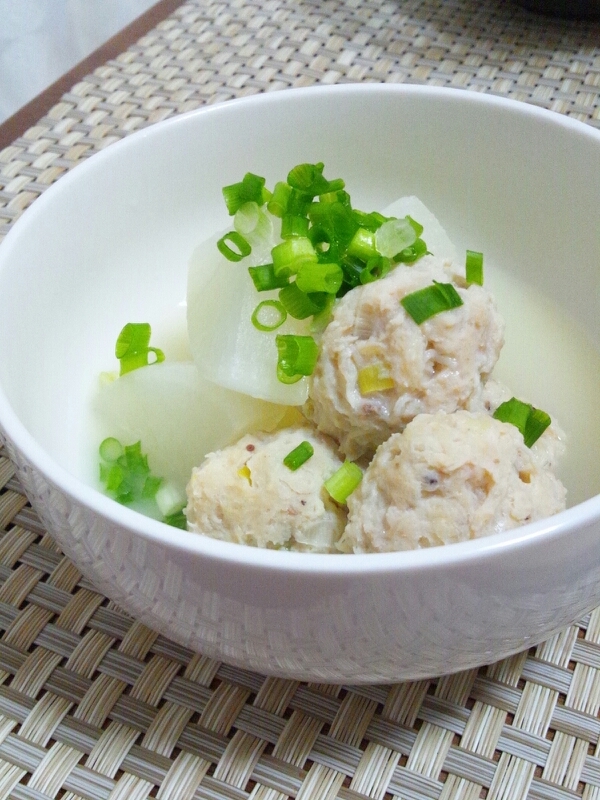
[305,256,505,460]
[185,426,346,552]
[338,411,566,553]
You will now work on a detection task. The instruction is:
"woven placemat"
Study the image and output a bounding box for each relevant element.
[1,1,600,798]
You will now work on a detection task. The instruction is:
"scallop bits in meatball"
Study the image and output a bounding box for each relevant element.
[305,256,505,460]
[338,411,566,554]
[185,426,346,552]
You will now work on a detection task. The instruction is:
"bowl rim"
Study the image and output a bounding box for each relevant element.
[1,81,600,575]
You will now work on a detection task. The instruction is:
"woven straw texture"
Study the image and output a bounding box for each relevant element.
[1,0,600,797]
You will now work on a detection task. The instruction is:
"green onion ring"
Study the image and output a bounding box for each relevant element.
[251,300,287,332]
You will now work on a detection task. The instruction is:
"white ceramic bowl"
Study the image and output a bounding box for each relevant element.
[1,84,600,683]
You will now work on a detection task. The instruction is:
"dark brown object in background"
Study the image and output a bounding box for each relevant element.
[516,0,600,18]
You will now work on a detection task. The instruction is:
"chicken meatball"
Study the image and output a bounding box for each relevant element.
[305,256,505,460]
[338,411,566,553]
[185,426,346,552]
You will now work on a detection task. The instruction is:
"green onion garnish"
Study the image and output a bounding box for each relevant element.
[281,215,310,239]
[155,481,186,517]
[222,172,268,215]
[234,201,261,236]
[308,201,358,248]
[360,256,391,285]
[296,262,343,295]
[324,462,363,504]
[276,334,319,383]
[217,231,252,262]
[396,238,428,264]
[400,282,464,324]
[115,323,165,376]
[347,227,378,261]
[352,210,387,232]
[99,462,124,492]
[99,437,187,529]
[278,282,323,320]
[283,441,315,471]
[142,475,163,499]
[251,300,287,331]
[466,250,484,286]
[272,237,317,278]
[121,440,149,474]
[98,437,124,463]
[267,181,292,217]
[221,162,432,334]
[406,215,424,238]
[493,397,551,447]
[310,294,336,333]
[375,217,417,258]
[248,264,289,292]
[287,162,343,196]
[164,509,187,530]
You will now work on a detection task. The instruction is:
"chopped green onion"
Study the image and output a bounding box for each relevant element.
[396,237,429,264]
[164,509,187,530]
[233,201,259,235]
[296,262,343,295]
[347,227,378,261]
[340,256,366,290]
[99,437,188,529]
[222,172,267,215]
[324,462,363,504]
[248,264,289,292]
[272,237,317,277]
[287,162,342,196]
[122,441,149,474]
[360,256,391,285]
[276,334,319,383]
[466,249,484,285]
[406,215,424,238]
[493,397,551,447]
[375,217,417,258]
[115,323,165,376]
[234,201,262,236]
[401,281,464,324]
[279,283,323,319]
[115,324,148,360]
[352,210,387,232]
[99,437,124,463]
[142,475,163,499]
[281,215,310,239]
[286,188,313,217]
[319,189,351,207]
[283,441,315,470]
[100,463,124,492]
[310,294,336,333]
[308,201,358,248]
[217,231,252,262]
[267,181,292,217]
[156,481,187,517]
[251,300,287,331]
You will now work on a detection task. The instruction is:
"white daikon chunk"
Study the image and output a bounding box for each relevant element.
[187,229,311,406]
[92,362,288,490]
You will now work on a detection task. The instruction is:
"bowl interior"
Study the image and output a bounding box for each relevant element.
[1,84,600,522]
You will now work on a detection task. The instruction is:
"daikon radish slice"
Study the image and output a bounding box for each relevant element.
[92,362,289,490]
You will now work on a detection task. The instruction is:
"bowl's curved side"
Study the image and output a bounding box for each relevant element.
[1,84,600,682]
[5,428,600,683]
